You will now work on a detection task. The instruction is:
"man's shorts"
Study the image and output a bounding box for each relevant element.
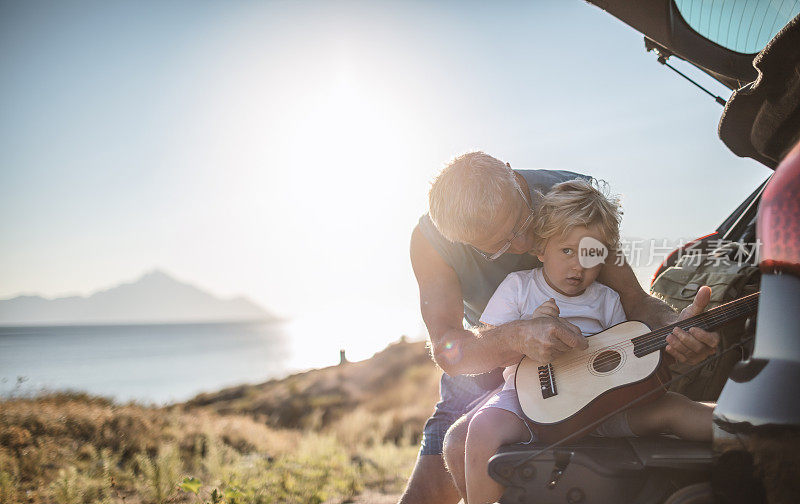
[419,372,496,455]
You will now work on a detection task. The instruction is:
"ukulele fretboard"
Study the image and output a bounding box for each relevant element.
[632,292,759,358]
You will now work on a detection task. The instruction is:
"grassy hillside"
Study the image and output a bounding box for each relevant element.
[185,339,441,446]
[0,340,441,504]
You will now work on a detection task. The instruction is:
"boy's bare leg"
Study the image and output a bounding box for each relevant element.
[627,391,714,441]
[443,390,497,501]
[442,414,470,500]
[465,408,530,504]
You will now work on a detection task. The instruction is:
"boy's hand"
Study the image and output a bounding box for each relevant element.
[532,298,560,319]
[513,299,588,365]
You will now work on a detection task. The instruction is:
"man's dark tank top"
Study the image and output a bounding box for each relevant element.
[418,169,589,392]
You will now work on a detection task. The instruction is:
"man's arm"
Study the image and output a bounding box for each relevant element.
[410,226,585,376]
[598,250,719,364]
[597,251,676,328]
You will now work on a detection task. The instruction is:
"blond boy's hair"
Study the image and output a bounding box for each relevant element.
[533,179,621,251]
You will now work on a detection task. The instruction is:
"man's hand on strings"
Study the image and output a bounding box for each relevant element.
[665,286,720,364]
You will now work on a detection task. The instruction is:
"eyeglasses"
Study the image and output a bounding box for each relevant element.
[471,184,534,262]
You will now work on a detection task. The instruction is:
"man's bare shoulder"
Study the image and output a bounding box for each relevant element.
[410,224,450,275]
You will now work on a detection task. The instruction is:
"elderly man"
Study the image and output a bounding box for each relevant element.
[399,151,719,503]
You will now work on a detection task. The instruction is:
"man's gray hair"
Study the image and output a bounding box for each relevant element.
[428,151,522,243]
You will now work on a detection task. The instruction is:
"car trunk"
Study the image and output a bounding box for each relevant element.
[584,0,800,169]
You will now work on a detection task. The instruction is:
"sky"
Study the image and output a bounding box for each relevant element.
[0,1,773,356]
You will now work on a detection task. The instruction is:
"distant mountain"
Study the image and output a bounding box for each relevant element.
[0,270,276,326]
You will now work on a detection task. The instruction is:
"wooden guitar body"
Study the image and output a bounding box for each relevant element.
[515,320,670,444]
[514,293,758,444]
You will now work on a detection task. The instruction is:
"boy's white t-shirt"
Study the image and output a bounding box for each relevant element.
[480,268,627,390]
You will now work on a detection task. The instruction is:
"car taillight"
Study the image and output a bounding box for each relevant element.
[757,141,800,276]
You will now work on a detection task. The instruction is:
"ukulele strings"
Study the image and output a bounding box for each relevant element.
[619,297,758,358]
[555,294,758,372]
[629,296,758,351]
[542,296,758,379]
[549,300,758,381]
[553,300,756,379]
[554,298,755,376]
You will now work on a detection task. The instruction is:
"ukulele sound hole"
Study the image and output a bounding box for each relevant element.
[592,350,622,373]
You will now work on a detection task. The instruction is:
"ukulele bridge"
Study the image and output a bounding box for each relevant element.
[538,363,557,399]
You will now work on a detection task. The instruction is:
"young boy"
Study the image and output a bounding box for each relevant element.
[464,179,714,504]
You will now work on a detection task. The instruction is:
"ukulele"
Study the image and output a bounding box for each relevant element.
[514,292,759,443]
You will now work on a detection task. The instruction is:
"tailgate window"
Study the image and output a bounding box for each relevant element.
[675,0,800,54]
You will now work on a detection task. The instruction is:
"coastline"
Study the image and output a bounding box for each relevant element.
[0,339,439,503]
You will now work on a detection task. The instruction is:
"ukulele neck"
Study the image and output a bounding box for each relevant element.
[631,292,759,358]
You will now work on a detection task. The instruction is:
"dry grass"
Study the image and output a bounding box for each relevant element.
[0,340,441,504]
[184,340,441,451]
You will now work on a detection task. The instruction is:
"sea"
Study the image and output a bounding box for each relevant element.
[0,322,295,404]
[0,312,427,405]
